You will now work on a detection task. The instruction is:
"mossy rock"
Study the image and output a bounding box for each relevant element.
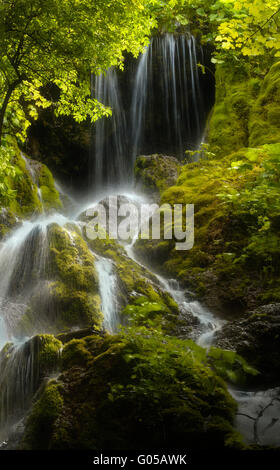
[83,227,179,330]
[38,165,62,211]
[134,154,180,199]
[14,224,103,336]
[21,330,246,450]
[208,62,260,157]
[22,380,64,450]
[0,141,62,218]
[46,224,103,330]
[9,149,43,216]
[208,61,280,158]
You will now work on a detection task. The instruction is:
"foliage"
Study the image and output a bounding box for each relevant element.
[213,0,280,58]
[22,330,247,449]
[122,295,177,331]
[217,144,280,274]
[0,142,22,204]
[0,0,155,143]
[146,0,280,60]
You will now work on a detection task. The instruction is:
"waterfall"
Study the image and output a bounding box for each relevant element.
[95,257,119,334]
[91,33,211,189]
[94,69,129,191]
[0,214,72,345]
[0,338,40,441]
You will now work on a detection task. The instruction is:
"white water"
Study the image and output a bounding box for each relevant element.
[95,256,119,334]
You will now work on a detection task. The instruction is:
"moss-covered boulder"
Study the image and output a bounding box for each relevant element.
[15,224,103,336]
[38,165,62,211]
[135,154,180,199]
[21,330,246,450]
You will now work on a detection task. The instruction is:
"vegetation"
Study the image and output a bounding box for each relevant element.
[135,57,280,313]
[0,0,280,453]
[22,329,248,450]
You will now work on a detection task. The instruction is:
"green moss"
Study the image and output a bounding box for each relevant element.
[208,63,260,157]
[84,227,179,323]
[21,330,245,450]
[9,150,43,216]
[61,338,94,369]
[38,165,62,211]
[22,380,64,450]
[50,281,102,328]
[49,224,99,291]
[47,224,103,330]
[0,208,19,240]
[249,62,280,147]
[38,334,62,372]
[135,154,180,196]
[0,141,62,218]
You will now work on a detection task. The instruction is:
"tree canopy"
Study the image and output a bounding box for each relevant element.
[0,0,155,144]
[0,0,279,147]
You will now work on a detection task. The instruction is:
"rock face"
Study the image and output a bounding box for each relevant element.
[214,304,280,385]
[134,154,180,200]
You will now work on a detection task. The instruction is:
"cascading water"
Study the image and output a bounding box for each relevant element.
[94,69,128,190]
[95,257,119,334]
[91,34,214,189]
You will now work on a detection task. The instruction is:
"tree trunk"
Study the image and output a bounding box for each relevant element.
[0,80,21,146]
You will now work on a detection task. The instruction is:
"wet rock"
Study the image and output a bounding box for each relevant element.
[79,194,142,243]
[213,303,280,385]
